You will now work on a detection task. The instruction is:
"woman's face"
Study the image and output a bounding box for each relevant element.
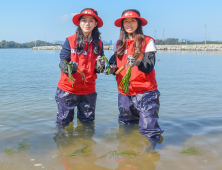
[79,15,97,34]
[123,18,138,34]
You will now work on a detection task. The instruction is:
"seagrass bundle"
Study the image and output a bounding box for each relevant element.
[63,59,87,87]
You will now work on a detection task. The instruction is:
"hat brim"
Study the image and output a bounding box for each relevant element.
[73,13,103,28]
[114,16,148,27]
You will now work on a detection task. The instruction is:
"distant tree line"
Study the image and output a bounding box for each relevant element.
[1,39,222,48]
[155,38,222,45]
[0,40,55,48]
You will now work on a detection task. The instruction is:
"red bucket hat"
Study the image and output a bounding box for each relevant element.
[72,8,103,28]
[114,9,148,27]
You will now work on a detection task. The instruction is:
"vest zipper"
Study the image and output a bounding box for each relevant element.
[87,41,89,52]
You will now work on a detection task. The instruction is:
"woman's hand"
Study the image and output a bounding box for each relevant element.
[104,64,117,75]
[59,60,78,73]
[96,55,105,68]
[69,61,78,73]
[127,55,135,67]
[96,55,105,72]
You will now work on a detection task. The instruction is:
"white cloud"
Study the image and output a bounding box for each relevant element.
[58,14,69,21]
[70,13,77,18]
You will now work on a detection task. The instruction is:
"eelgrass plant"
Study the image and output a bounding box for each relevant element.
[78,67,87,85]
[63,59,75,87]
[102,56,110,75]
[181,146,199,155]
[97,150,139,159]
[118,65,132,94]
[5,141,29,155]
[63,59,87,87]
[5,148,16,155]
[68,145,89,156]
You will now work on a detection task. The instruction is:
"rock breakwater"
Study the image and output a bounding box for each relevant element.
[156,44,222,51]
[32,45,114,50]
[32,46,62,50]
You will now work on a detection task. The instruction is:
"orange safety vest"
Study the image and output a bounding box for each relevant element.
[116,35,158,96]
[58,34,102,95]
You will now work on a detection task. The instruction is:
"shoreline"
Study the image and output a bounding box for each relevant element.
[32,44,222,51]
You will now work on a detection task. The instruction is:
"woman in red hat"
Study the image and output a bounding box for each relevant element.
[107,9,164,141]
[55,8,105,126]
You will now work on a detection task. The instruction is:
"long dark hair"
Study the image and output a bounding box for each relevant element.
[75,17,101,55]
[116,18,145,58]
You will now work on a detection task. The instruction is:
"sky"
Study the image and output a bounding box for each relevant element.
[0,0,222,43]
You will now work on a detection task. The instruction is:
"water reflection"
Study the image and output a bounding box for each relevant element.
[54,122,162,169]
[115,123,161,170]
[53,121,104,170]
[117,123,164,153]
[147,136,164,153]
[94,123,162,169]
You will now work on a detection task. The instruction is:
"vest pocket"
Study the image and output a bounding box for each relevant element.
[132,72,147,82]
[140,74,147,83]
[130,82,147,92]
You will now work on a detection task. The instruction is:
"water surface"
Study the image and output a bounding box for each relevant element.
[0,49,222,169]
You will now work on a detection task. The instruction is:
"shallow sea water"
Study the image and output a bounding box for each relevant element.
[0,49,222,170]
